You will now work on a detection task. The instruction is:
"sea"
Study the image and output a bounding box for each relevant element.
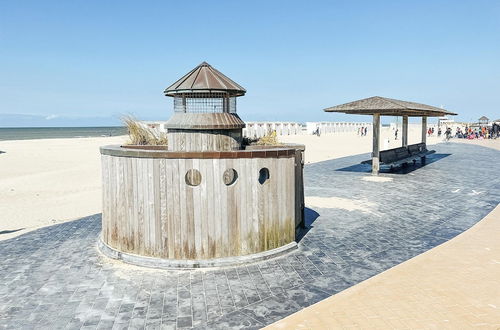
[0,126,127,141]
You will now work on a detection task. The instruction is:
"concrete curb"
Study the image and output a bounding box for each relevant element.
[97,239,298,269]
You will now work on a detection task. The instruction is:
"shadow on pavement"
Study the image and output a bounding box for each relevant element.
[335,153,452,174]
[0,228,25,235]
[296,207,320,243]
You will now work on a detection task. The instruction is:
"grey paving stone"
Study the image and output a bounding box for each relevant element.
[1,143,499,329]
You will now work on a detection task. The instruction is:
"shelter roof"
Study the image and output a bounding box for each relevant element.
[479,116,489,121]
[164,62,246,97]
[324,96,457,117]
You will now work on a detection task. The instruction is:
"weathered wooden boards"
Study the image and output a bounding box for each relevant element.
[168,129,242,152]
[101,148,297,261]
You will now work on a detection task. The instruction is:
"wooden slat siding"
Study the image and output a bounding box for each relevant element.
[159,158,167,256]
[288,157,294,242]
[101,156,107,243]
[224,158,231,255]
[212,158,222,258]
[132,157,140,254]
[192,158,202,258]
[238,158,248,254]
[277,159,285,245]
[275,157,281,247]
[279,157,286,246]
[153,158,162,257]
[171,159,180,259]
[220,159,229,257]
[204,158,214,258]
[122,156,129,251]
[178,158,187,258]
[101,153,298,260]
[298,150,304,228]
[118,156,125,251]
[201,157,209,257]
[106,155,113,246]
[288,157,296,242]
[285,157,292,243]
[124,157,130,251]
[229,158,240,256]
[111,156,118,247]
[116,156,123,249]
[150,158,157,256]
[226,158,235,255]
[167,130,241,152]
[144,158,151,255]
[148,159,154,255]
[101,156,109,243]
[202,157,208,256]
[137,158,144,255]
[243,158,252,253]
[268,158,275,250]
[265,158,272,250]
[294,151,300,228]
[256,158,265,252]
[186,159,196,259]
[114,156,120,247]
[165,159,174,259]
[138,157,145,255]
[142,159,150,255]
[251,157,260,253]
[275,158,281,247]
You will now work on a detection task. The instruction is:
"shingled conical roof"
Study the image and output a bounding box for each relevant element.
[479,116,489,121]
[164,62,246,97]
[324,96,457,117]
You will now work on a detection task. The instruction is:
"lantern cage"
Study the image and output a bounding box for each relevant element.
[173,92,237,114]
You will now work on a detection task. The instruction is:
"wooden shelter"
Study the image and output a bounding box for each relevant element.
[164,62,246,151]
[324,96,457,174]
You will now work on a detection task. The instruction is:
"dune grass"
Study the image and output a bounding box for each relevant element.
[122,116,168,146]
[256,130,281,146]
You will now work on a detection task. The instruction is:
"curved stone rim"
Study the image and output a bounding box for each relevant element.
[97,239,298,269]
[100,145,299,159]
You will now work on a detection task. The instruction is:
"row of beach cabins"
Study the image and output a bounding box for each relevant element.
[143,121,374,138]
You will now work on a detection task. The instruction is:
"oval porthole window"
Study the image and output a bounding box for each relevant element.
[223,168,238,186]
[185,169,202,187]
[258,168,270,185]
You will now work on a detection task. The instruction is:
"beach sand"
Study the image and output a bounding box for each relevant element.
[0,130,495,241]
[0,136,126,240]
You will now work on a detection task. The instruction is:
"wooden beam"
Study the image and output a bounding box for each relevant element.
[372,113,380,175]
[402,115,409,147]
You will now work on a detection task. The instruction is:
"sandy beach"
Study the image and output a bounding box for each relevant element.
[0,136,126,240]
[0,130,494,241]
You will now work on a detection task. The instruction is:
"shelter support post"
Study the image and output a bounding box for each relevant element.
[372,113,380,175]
[402,115,408,147]
[421,116,427,144]
[421,116,427,163]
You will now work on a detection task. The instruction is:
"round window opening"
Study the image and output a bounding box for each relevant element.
[258,168,270,185]
[223,168,238,186]
[185,169,202,187]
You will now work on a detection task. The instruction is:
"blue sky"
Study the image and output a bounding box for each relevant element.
[1,0,499,127]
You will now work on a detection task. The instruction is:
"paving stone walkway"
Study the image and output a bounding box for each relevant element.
[1,143,499,329]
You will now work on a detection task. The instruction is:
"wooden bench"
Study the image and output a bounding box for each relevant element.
[362,143,435,170]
